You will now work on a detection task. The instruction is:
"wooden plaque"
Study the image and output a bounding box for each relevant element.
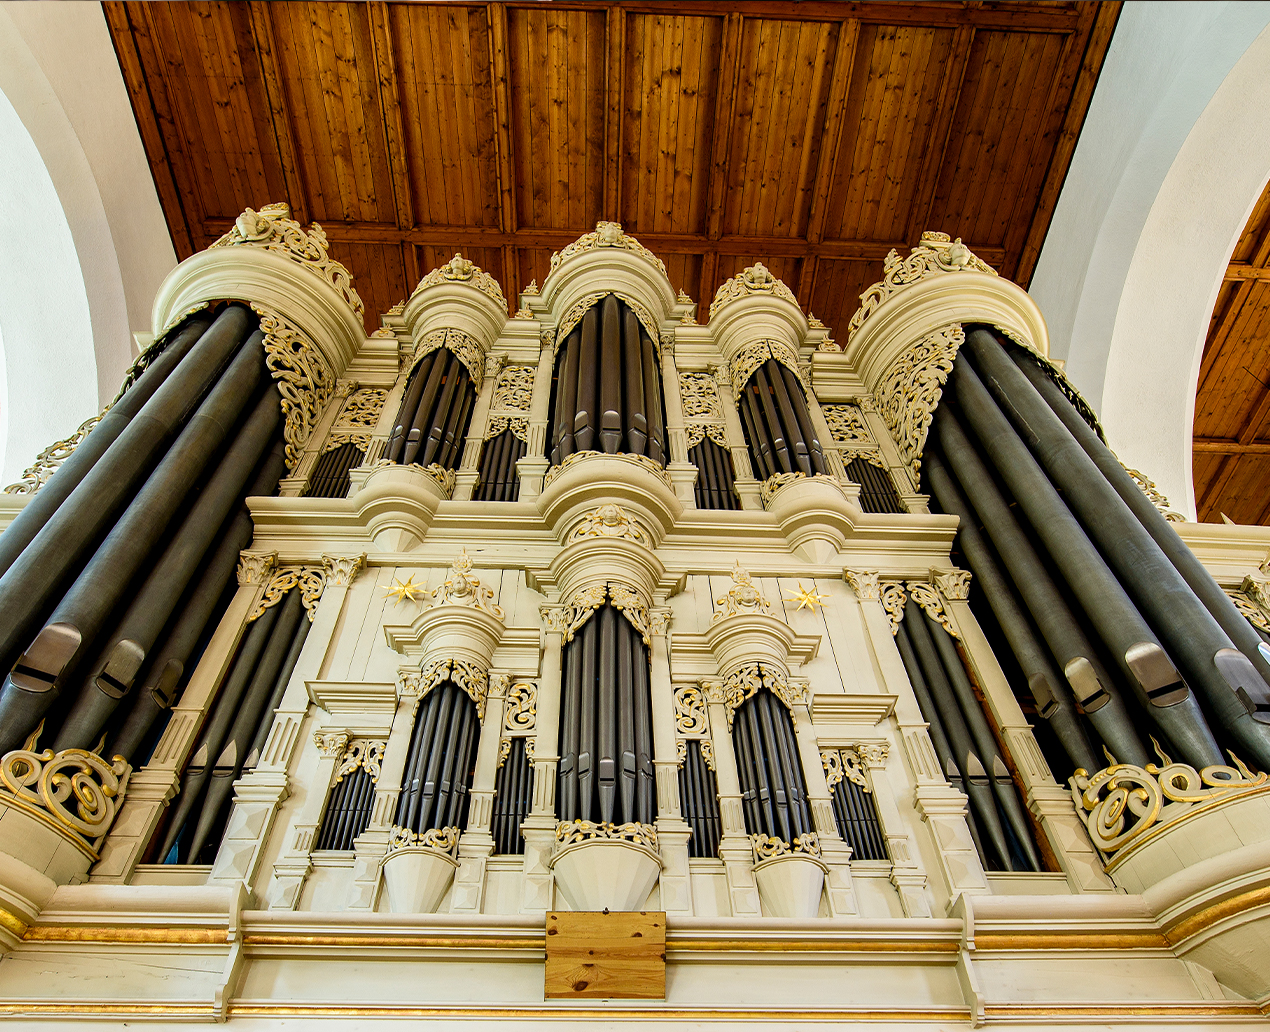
[544,911,666,1000]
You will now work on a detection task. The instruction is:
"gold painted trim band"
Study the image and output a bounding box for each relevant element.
[0,906,29,940]
[1164,883,1270,945]
[973,931,1168,951]
[242,933,544,950]
[24,927,229,945]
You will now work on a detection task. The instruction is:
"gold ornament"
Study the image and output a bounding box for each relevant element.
[384,575,424,605]
[786,582,830,611]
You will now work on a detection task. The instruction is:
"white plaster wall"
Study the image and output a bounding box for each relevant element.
[0,1,175,482]
[1029,3,1270,518]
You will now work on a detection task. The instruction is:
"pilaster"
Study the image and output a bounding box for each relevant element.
[703,686,761,916]
[520,619,564,913]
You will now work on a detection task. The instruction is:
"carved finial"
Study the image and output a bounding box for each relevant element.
[714,562,772,621]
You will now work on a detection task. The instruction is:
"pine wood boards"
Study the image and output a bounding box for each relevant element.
[543,910,666,999]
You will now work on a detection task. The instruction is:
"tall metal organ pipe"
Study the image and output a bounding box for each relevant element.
[549,296,666,466]
[384,347,476,469]
[732,685,812,844]
[0,304,256,704]
[474,429,526,501]
[1009,345,1270,702]
[737,358,829,480]
[0,327,267,753]
[932,409,1148,765]
[556,603,656,826]
[947,357,1224,768]
[394,681,479,834]
[923,451,1100,773]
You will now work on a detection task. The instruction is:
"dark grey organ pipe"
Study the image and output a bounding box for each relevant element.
[924,451,1099,773]
[903,601,1014,869]
[597,606,618,822]
[108,440,287,763]
[922,611,1040,870]
[0,311,213,582]
[384,356,431,463]
[243,608,311,771]
[186,589,306,861]
[966,331,1270,768]
[0,333,265,754]
[894,621,967,794]
[156,600,282,862]
[622,308,648,455]
[948,358,1225,769]
[641,326,666,466]
[574,308,600,453]
[1010,347,1270,699]
[55,386,282,751]
[577,612,597,820]
[0,304,254,694]
[600,297,623,453]
[932,410,1149,766]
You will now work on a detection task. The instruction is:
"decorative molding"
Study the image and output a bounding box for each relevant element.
[710,663,805,730]
[549,221,667,278]
[852,742,890,770]
[709,262,798,320]
[730,340,803,395]
[843,570,880,601]
[210,203,363,317]
[1070,751,1269,858]
[1227,588,1270,633]
[751,831,821,863]
[504,682,537,732]
[847,232,993,342]
[554,290,662,359]
[333,388,387,431]
[386,824,461,858]
[673,685,709,736]
[906,581,959,639]
[840,448,889,470]
[321,554,366,587]
[411,252,506,312]
[313,731,350,759]
[4,411,106,495]
[685,423,729,450]
[322,431,372,454]
[566,503,652,547]
[237,551,278,587]
[933,569,972,601]
[713,562,772,621]
[0,728,130,857]
[608,584,652,645]
[543,450,671,490]
[491,365,535,412]
[874,323,964,475]
[679,372,724,420]
[425,549,505,619]
[540,585,608,642]
[822,404,875,448]
[252,304,338,470]
[334,740,385,783]
[370,458,456,497]
[249,566,327,623]
[880,582,907,635]
[410,327,487,391]
[759,470,837,507]
[410,657,490,720]
[556,818,659,851]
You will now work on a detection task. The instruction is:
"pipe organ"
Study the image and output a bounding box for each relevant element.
[3,216,1270,1025]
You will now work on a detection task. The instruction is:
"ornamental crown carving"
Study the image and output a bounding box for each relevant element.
[714,562,772,621]
[412,252,507,310]
[549,221,667,277]
[210,203,363,317]
[426,549,505,620]
[566,503,651,547]
[709,262,798,319]
[847,231,994,342]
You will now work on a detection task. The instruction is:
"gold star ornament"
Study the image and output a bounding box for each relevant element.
[384,575,425,605]
[786,582,830,611]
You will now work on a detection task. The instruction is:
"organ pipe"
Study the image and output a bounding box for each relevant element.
[315,766,376,851]
[492,737,532,854]
[557,603,656,826]
[829,777,888,861]
[304,442,364,498]
[549,295,666,466]
[474,429,526,502]
[689,439,739,510]
[384,348,475,469]
[395,681,480,834]
[845,457,905,514]
[737,359,829,480]
[677,739,721,858]
[732,684,812,843]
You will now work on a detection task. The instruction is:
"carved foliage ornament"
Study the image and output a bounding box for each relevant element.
[334,387,387,430]
[411,657,491,721]
[751,831,821,862]
[334,738,385,783]
[730,340,804,396]
[554,290,663,360]
[411,327,487,392]
[822,404,875,447]
[566,503,652,547]
[411,252,506,311]
[906,580,959,640]
[880,582,907,635]
[705,663,805,730]
[674,685,709,736]
[847,232,993,342]
[874,323,964,475]
[1070,748,1269,856]
[556,818,659,851]
[491,365,535,412]
[685,423,729,450]
[250,567,327,623]
[387,824,460,857]
[549,221,668,277]
[251,304,338,470]
[713,562,772,621]
[504,682,537,732]
[485,415,529,443]
[679,372,723,420]
[541,582,653,646]
[543,449,672,491]
[426,549,505,619]
[709,262,798,320]
[1228,586,1270,633]
[211,203,364,316]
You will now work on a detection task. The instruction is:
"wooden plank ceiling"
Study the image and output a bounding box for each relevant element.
[1194,176,1270,525]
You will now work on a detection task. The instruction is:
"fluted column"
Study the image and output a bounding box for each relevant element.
[648,608,691,913]
[454,354,504,501]
[516,332,555,501]
[519,610,564,912]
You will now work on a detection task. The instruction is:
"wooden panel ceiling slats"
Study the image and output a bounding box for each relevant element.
[702,11,743,246]
[245,1,310,225]
[366,1,412,230]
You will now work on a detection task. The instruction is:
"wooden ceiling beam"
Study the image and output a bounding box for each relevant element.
[487,2,518,307]
[704,12,743,244]
[804,19,858,248]
[1225,264,1270,282]
[1195,439,1270,455]
[366,1,413,233]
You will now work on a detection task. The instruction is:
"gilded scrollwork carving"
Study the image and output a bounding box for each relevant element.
[411,252,506,311]
[673,685,709,736]
[608,584,652,645]
[679,372,724,420]
[713,663,801,729]
[549,221,667,277]
[313,730,350,758]
[321,554,366,587]
[504,682,537,732]
[714,562,772,620]
[708,262,798,320]
[334,739,384,783]
[685,423,729,450]
[211,203,363,316]
[750,831,821,862]
[333,387,387,431]
[249,566,327,623]
[822,404,875,447]
[880,582,907,634]
[730,340,804,395]
[425,549,505,619]
[874,323,964,475]
[543,449,672,490]
[410,657,490,720]
[1121,462,1186,523]
[410,327,487,391]
[491,365,535,412]
[847,232,993,342]
[1228,588,1270,633]
[237,551,278,587]
[844,569,880,601]
[541,584,608,642]
[554,290,662,359]
[386,824,461,857]
[906,580,959,639]
[933,569,972,601]
[4,412,107,496]
[556,818,659,850]
[252,304,338,470]
[484,415,529,442]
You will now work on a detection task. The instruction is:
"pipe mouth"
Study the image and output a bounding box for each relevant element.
[1125,641,1190,707]
[10,623,81,693]
[1027,673,1060,718]
[1215,647,1270,724]
[145,658,185,709]
[94,640,147,699]
[1064,656,1110,712]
